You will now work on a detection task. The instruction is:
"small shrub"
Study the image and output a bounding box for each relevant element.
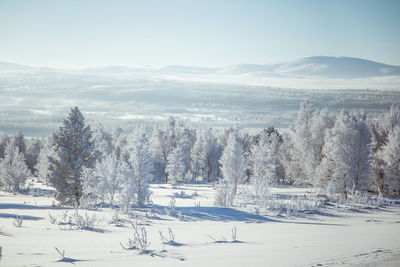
[55,247,66,260]
[13,216,23,228]
[165,195,176,216]
[120,222,151,254]
[214,180,234,207]
[48,213,57,224]
[73,210,97,230]
[159,228,178,246]
[109,210,126,227]
[231,227,237,242]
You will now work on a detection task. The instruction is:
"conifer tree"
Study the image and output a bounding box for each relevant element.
[49,107,96,205]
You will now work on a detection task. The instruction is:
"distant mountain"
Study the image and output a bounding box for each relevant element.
[1,56,399,78]
[218,57,400,78]
[0,61,35,72]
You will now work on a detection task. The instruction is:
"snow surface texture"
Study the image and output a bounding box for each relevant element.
[1,56,400,137]
[1,181,400,266]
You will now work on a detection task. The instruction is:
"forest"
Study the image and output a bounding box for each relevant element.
[1,102,399,210]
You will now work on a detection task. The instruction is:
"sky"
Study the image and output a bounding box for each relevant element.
[0,0,399,68]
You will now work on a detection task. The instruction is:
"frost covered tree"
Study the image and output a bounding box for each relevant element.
[49,107,96,205]
[0,133,10,159]
[252,127,285,184]
[370,106,400,195]
[380,126,400,197]
[219,132,248,196]
[92,123,114,159]
[192,128,222,182]
[317,111,372,197]
[150,128,168,182]
[150,118,180,183]
[92,153,126,208]
[287,102,315,185]
[36,138,57,185]
[288,103,334,186]
[25,139,42,175]
[250,136,277,196]
[166,143,188,184]
[121,131,153,208]
[10,131,26,156]
[0,143,30,192]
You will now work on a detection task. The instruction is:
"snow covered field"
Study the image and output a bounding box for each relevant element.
[1,182,400,267]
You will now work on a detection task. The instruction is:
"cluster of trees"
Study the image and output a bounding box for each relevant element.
[1,104,399,208]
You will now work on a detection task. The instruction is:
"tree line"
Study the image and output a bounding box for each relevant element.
[0,103,399,207]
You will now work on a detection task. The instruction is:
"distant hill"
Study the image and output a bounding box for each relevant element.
[0,61,35,72]
[217,57,400,78]
[1,56,399,78]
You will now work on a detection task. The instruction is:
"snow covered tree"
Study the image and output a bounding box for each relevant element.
[380,126,400,197]
[0,143,30,192]
[287,102,315,185]
[10,131,26,156]
[25,139,42,175]
[150,128,168,182]
[122,131,153,208]
[92,153,126,208]
[192,128,222,182]
[0,133,10,159]
[370,105,400,194]
[219,132,248,196]
[250,136,278,196]
[92,123,114,159]
[49,107,96,205]
[166,143,188,184]
[36,138,57,185]
[317,111,372,197]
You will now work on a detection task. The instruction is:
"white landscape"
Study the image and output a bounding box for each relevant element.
[1,1,400,266]
[2,181,400,267]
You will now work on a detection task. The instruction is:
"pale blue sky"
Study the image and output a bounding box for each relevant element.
[0,0,399,68]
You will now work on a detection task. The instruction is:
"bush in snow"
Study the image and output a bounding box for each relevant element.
[159,228,179,246]
[120,222,151,253]
[72,209,98,230]
[165,195,177,216]
[13,216,24,228]
[214,179,235,207]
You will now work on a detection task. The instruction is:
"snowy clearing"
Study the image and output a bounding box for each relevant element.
[1,182,399,267]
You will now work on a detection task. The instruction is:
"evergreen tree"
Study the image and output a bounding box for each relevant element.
[49,107,96,205]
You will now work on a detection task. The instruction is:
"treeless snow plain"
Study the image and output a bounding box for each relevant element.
[1,181,400,266]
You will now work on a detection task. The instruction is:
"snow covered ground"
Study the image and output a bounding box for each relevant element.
[1,182,400,266]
